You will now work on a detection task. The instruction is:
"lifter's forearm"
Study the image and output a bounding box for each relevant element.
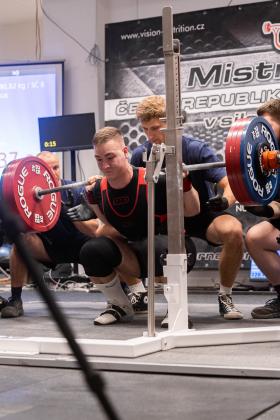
[183,186,200,217]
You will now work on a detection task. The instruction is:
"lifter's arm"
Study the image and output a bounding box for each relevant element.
[183,174,200,217]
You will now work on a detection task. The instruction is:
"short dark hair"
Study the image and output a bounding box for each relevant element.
[93,126,123,146]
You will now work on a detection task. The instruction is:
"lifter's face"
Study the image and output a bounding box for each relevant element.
[262,112,280,141]
[141,118,166,144]
[94,136,129,181]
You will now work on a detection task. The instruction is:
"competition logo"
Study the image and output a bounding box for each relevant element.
[262,21,280,50]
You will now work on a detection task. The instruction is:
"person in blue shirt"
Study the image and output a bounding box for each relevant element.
[131,95,244,326]
[245,99,280,319]
[0,151,99,318]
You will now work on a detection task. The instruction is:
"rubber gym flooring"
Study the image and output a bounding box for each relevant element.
[0,285,280,420]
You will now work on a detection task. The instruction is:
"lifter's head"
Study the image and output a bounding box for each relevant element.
[136,95,166,144]
[257,99,280,140]
[37,151,60,183]
[93,126,129,182]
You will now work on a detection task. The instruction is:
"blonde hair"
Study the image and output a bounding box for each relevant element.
[136,95,166,122]
[93,126,124,147]
[257,99,280,123]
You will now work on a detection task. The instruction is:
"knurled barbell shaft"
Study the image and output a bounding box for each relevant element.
[37,179,90,197]
[182,161,226,172]
[35,150,280,198]
[37,162,227,198]
[36,154,280,199]
[183,149,280,173]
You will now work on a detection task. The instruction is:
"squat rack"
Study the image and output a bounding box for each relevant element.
[1,7,280,378]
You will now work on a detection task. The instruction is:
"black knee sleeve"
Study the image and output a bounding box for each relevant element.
[79,237,122,277]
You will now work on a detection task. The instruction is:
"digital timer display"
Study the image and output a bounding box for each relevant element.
[39,113,95,152]
[44,140,57,148]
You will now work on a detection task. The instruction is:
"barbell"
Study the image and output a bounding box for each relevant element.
[1,116,280,233]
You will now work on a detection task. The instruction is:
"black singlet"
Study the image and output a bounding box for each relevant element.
[91,167,167,241]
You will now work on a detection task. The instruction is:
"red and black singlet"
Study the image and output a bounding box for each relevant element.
[90,167,167,240]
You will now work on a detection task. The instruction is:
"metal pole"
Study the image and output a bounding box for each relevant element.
[146,156,156,337]
[36,180,89,197]
[183,161,225,172]
[162,6,189,332]
[37,160,226,198]
[162,7,185,253]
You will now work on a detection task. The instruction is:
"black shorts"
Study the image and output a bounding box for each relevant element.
[129,235,168,278]
[184,211,228,246]
[39,233,91,265]
[129,235,196,278]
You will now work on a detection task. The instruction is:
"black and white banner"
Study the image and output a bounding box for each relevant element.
[105,1,280,272]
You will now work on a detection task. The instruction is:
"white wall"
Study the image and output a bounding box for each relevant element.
[0,21,35,62]
[41,0,100,179]
[102,0,269,22]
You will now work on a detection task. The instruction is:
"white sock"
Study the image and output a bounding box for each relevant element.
[129,281,146,294]
[95,275,132,308]
[219,285,232,295]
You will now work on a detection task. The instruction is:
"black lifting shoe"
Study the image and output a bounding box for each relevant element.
[0,296,8,311]
[1,297,24,318]
[218,294,243,320]
[128,291,148,314]
[251,297,280,319]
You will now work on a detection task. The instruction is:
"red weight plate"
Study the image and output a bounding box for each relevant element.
[226,118,253,203]
[225,122,241,199]
[225,119,246,196]
[225,121,244,194]
[2,157,61,232]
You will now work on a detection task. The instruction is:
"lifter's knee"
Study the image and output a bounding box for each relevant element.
[79,237,122,277]
[221,218,243,248]
[245,225,262,250]
[229,220,243,243]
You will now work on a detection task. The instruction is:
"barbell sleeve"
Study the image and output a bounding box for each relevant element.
[37,180,90,197]
[261,150,280,170]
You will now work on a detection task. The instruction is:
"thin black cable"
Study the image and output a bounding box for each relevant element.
[77,151,86,180]
[39,0,105,64]
[0,201,122,420]
[247,399,280,420]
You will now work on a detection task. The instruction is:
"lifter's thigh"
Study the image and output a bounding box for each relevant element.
[111,237,142,278]
[23,233,52,263]
[246,221,280,251]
